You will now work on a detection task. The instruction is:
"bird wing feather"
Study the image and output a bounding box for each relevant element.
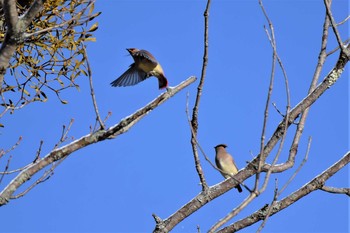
[217,153,238,175]
[110,64,148,87]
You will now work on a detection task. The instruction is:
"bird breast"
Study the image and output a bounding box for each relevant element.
[139,63,164,77]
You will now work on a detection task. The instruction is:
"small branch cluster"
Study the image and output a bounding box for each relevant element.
[0,76,197,206]
[0,0,101,119]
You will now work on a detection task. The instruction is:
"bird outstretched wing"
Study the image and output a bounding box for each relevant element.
[110,64,149,87]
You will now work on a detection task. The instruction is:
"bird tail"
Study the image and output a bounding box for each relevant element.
[158,74,168,89]
[236,184,243,193]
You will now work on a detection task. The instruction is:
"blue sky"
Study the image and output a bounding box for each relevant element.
[1,0,349,232]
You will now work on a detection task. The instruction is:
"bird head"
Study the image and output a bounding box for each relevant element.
[215,144,228,149]
[126,48,139,55]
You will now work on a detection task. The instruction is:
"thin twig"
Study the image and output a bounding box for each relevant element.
[255,27,274,191]
[257,48,274,188]
[11,157,66,199]
[257,137,311,232]
[327,38,350,56]
[82,43,104,130]
[186,93,215,170]
[209,192,257,232]
[0,155,13,185]
[189,0,211,191]
[320,186,350,196]
[103,111,112,125]
[33,140,44,163]
[185,93,251,192]
[279,137,311,195]
[256,179,279,233]
[24,12,83,38]
[336,15,350,26]
[0,165,31,175]
[324,0,350,57]
[260,20,291,192]
[0,136,22,159]
[255,0,277,192]
[53,119,75,149]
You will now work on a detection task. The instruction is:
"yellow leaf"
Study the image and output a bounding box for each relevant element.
[89,3,95,15]
[22,89,30,96]
[84,37,96,42]
[88,23,98,32]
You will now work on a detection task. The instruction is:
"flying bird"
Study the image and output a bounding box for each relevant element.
[110,48,168,89]
[214,144,243,193]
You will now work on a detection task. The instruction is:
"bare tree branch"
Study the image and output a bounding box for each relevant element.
[0,136,22,160]
[0,76,196,206]
[218,151,350,232]
[324,0,350,58]
[53,119,75,149]
[82,43,104,130]
[152,45,349,232]
[256,179,279,233]
[185,93,250,192]
[11,157,66,199]
[209,192,256,233]
[336,15,350,26]
[279,136,311,195]
[21,0,46,26]
[327,38,350,56]
[258,0,292,193]
[256,136,312,232]
[0,155,13,185]
[210,2,294,229]
[255,0,277,191]
[189,0,211,191]
[0,0,48,86]
[0,0,20,86]
[320,186,350,196]
[2,0,18,31]
[0,0,99,115]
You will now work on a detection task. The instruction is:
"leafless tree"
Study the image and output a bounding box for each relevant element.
[0,0,348,232]
[153,0,349,232]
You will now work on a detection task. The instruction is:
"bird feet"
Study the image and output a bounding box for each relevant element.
[166,86,174,94]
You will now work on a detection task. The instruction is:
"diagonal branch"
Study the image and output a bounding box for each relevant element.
[218,151,350,232]
[258,44,349,173]
[152,46,349,232]
[21,0,46,27]
[0,76,196,206]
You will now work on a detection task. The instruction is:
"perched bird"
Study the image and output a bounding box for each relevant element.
[214,144,243,193]
[110,48,168,89]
